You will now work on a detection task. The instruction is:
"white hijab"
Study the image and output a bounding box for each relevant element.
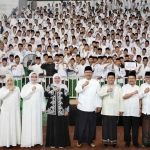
[28,72,38,85]
[52,73,68,91]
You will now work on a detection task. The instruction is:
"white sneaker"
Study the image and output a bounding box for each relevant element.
[59,147,64,148]
[50,146,55,148]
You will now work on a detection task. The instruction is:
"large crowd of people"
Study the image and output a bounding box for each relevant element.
[0,0,150,149]
[0,0,150,86]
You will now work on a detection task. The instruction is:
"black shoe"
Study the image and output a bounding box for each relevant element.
[133,144,142,148]
[125,143,130,147]
[102,144,107,148]
[113,144,118,148]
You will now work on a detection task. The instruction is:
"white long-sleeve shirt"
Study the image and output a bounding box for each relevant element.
[93,63,105,82]
[10,63,25,80]
[122,84,140,117]
[115,66,126,83]
[139,83,150,115]
[75,78,102,112]
[75,64,87,77]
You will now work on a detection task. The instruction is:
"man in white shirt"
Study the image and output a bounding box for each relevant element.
[139,71,150,148]
[93,56,105,84]
[74,66,101,148]
[0,58,11,88]
[122,71,142,148]
[28,57,45,83]
[10,55,25,90]
[99,72,124,148]
[75,58,87,76]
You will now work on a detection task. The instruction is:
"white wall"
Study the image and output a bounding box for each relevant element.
[0,0,19,17]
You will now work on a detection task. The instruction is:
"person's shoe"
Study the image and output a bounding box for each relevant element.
[141,144,146,148]
[50,146,55,148]
[76,142,82,148]
[113,144,118,148]
[90,143,96,148]
[125,143,130,147]
[59,147,64,148]
[133,144,142,148]
[102,144,108,148]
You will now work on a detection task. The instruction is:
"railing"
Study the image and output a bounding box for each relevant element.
[1,76,146,99]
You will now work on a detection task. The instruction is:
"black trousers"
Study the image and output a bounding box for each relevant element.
[123,116,140,145]
[74,109,96,145]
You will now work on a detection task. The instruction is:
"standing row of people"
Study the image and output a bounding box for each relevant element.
[0,72,70,148]
[74,66,150,148]
[0,67,150,148]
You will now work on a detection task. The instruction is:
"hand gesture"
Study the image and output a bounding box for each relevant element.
[83,81,89,87]
[107,88,113,93]
[32,86,36,91]
[97,76,102,80]
[12,64,17,68]
[9,86,15,91]
[96,107,101,113]
[144,88,150,93]
[133,90,138,95]
[53,87,60,91]
[119,112,124,116]
[64,112,69,116]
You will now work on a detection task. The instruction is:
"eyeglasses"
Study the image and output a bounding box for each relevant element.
[31,76,37,78]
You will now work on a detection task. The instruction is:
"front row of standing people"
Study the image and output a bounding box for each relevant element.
[0,72,70,149]
[0,67,150,148]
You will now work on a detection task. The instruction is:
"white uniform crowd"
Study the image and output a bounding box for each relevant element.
[0,0,150,85]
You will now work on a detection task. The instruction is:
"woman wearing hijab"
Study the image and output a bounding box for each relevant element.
[45,73,71,148]
[0,74,21,148]
[20,72,46,148]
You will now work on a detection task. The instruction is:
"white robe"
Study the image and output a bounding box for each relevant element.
[20,83,46,147]
[0,87,21,147]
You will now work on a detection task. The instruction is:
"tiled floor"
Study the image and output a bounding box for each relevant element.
[0,126,149,150]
